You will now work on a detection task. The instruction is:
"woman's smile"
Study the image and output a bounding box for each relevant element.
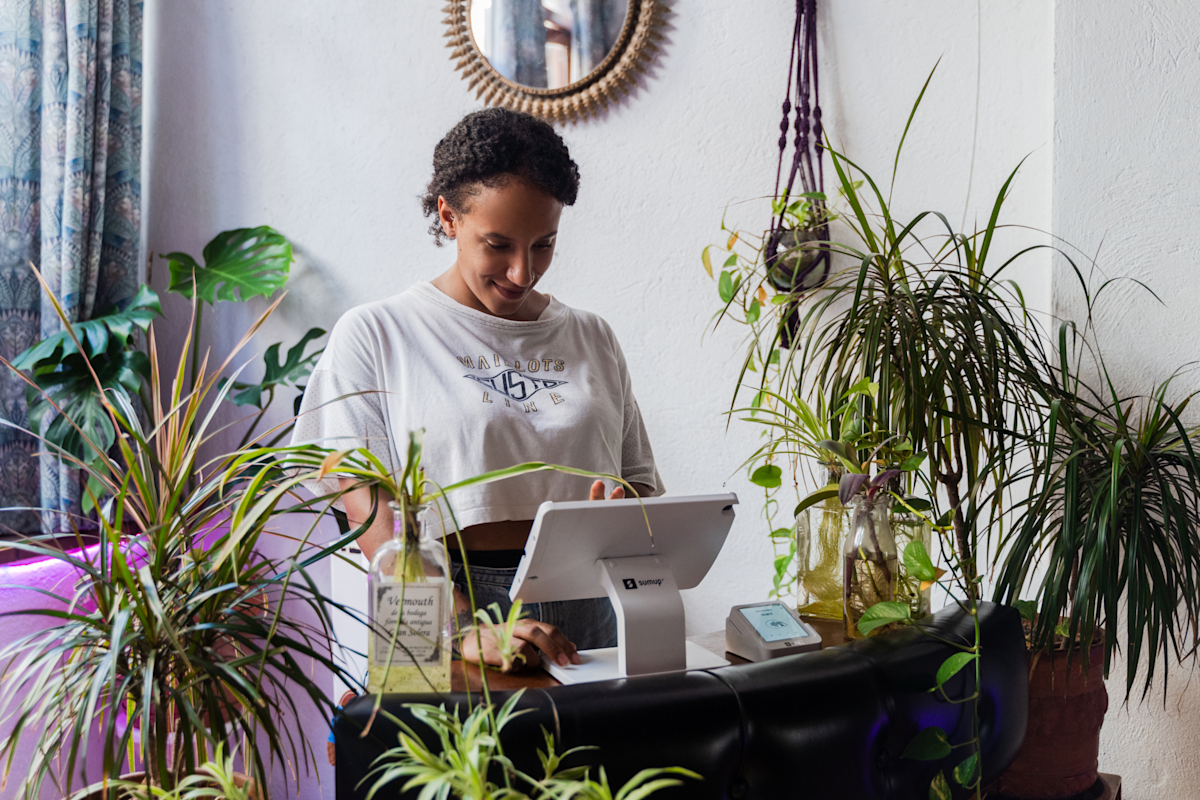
[433,176,563,321]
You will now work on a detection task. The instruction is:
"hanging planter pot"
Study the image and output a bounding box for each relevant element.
[766,224,831,294]
[764,224,831,349]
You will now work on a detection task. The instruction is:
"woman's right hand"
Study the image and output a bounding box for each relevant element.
[458,617,582,672]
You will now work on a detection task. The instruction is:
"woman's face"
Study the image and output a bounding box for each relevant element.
[439,177,564,319]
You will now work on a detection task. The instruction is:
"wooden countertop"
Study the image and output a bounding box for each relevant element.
[450,615,848,692]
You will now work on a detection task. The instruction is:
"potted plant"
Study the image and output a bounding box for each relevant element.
[989,332,1200,797]
[0,274,364,799]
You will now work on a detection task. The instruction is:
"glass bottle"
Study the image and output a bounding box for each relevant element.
[794,495,853,619]
[890,505,933,618]
[367,500,452,694]
[843,494,898,639]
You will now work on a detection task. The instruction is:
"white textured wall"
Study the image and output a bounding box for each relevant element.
[1054,0,1200,794]
[141,1,1053,797]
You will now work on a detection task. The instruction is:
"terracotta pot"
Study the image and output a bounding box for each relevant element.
[990,642,1108,798]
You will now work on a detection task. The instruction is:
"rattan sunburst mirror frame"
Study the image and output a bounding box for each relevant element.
[443,0,667,124]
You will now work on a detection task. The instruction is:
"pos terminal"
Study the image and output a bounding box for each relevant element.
[508,493,738,685]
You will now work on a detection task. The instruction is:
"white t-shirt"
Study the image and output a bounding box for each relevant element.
[291,282,664,532]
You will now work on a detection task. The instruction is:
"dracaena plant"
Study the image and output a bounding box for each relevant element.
[994,320,1200,700]
[0,274,376,799]
[12,226,325,512]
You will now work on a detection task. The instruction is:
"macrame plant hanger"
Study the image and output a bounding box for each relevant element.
[765,0,825,346]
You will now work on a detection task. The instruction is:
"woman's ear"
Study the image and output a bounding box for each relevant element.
[438,196,458,240]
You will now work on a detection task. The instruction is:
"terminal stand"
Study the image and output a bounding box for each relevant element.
[544,555,729,685]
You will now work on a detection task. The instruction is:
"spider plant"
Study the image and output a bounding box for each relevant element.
[77,743,258,800]
[994,322,1200,699]
[363,691,699,800]
[0,275,367,799]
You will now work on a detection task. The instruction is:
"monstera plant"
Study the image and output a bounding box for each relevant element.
[13,226,325,510]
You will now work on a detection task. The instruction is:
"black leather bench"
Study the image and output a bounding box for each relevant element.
[335,602,1028,799]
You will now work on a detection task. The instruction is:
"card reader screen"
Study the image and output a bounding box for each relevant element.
[739,604,809,643]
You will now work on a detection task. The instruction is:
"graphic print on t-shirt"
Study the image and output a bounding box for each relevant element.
[457,353,568,412]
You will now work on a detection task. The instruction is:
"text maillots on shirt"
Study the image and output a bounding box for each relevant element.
[457,352,569,411]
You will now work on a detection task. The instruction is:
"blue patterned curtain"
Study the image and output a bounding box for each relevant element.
[0,0,142,534]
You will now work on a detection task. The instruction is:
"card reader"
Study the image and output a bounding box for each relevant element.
[726,601,823,661]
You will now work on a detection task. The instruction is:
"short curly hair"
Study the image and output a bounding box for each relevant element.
[421,108,581,244]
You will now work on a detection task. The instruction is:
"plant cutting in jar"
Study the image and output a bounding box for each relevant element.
[735,379,875,606]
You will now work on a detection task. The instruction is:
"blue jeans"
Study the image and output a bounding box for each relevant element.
[450,562,618,650]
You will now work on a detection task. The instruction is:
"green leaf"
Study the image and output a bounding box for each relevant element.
[899,496,932,512]
[953,752,979,786]
[25,338,149,462]
[903,541,939,582]
[718,271,734,303]
[857,601,911,635]
[902,727,951,761]
[723,253,738,268]
[167,226,293,304]
[746,299,761,326]
[929,771,952,800]
[1014,600,1037,622]
[773,554,789,581]
[899,452,927,471]
[770,527,793,540]
[701,245,714,278]
[770,294,790,305]
[750,464,783,489]
[845,375,879,400]
[934,652,978,690]
[794,484,839,516]
[13,285,161,368]
[225,327,326,408]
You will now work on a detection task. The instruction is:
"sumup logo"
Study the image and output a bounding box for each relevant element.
[622,578,663,589]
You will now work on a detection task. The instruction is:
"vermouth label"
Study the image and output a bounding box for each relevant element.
[372,581,444,666]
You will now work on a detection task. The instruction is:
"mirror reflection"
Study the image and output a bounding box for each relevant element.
[470,0,629,90]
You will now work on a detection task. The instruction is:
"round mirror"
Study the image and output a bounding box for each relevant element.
[445,0,666,123]
[469,0,629,91]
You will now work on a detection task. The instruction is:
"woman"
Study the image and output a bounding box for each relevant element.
[294,108,663,671]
